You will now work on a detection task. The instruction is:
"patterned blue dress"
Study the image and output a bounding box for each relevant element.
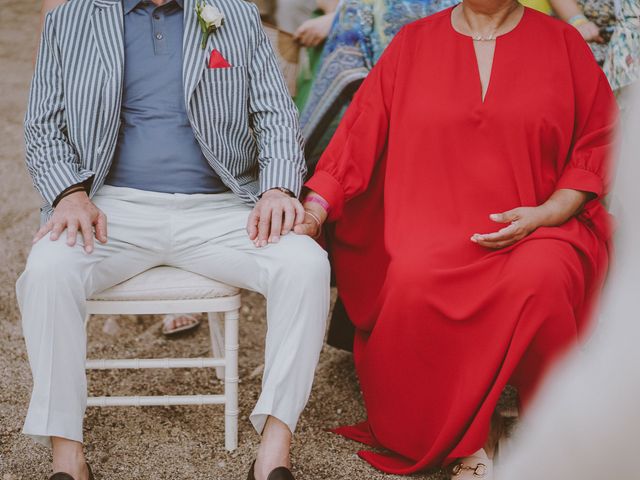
[299,0,459,165]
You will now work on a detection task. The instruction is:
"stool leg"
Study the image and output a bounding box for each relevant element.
[224,308,239,452]
[208,312,225,380]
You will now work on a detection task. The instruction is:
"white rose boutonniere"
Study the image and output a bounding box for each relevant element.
[196,1,225,49]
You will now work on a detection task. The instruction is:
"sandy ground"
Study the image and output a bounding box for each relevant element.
[0,2,447,479]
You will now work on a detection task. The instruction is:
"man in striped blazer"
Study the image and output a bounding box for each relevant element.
[19,1,330,479]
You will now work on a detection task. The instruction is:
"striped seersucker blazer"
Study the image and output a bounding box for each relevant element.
[25,0,306,221]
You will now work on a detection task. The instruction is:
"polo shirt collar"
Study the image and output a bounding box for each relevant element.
[123,0,184,15]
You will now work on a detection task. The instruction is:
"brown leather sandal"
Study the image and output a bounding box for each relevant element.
[247,460,294,480]
[450,449,493,479]
[49,463,94,480]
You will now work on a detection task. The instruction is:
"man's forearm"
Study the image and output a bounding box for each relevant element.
[248,4,307,196]
[26,9,92,206]
[52,182,89,208]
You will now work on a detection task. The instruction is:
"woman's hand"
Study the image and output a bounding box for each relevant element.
[294,191,329,238]
[294,13,335,48]
[471,207,546,249]
[576,21,604,43]
[472,189,593,249]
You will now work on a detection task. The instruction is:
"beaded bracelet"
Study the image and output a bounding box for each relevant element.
[304,194,330,214]
[304,210,323,239]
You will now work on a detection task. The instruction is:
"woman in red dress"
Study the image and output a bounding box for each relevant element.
[295,0,617,477]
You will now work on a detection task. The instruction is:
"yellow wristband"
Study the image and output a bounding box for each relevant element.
[569,14,589,27]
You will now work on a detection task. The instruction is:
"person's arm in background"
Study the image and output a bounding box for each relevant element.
[35,1,67,64]
[294,0,339,48]
[549,0,603,43]
[40,0,67,30]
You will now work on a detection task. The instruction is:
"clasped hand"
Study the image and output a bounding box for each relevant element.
[247,189,306,247]
[37,188,320,254]
[251,189,330,241]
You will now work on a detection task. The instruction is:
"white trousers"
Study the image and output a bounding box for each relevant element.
[16,186,331,447]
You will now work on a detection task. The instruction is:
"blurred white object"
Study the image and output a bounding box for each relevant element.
[262,23,301,96]
[497,85,640,479]
[101,317,121,336]
[275,0,317,33]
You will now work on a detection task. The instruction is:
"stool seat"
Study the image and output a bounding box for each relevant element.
[90,266,240,301]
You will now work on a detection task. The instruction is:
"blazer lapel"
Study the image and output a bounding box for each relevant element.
[90,0,124,194]
[183,0,216,111]
[91,0,124,87]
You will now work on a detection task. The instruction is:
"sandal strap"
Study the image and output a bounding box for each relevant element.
[162,313,198,326]
[451,462,489,477]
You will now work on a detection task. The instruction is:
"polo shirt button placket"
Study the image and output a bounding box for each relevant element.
[152,7,167,55]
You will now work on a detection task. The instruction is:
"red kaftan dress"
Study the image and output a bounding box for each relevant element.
[305,7,617,475]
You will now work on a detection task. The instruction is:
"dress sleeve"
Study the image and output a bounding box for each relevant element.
[555,28,618,199]
[304,28,408,221]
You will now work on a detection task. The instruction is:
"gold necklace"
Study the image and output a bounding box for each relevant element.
[472,32,497,41]
[462,3,519,42]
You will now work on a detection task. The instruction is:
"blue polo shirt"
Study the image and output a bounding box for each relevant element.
[106,0,228,194]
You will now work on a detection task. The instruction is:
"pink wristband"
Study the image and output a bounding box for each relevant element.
[305,195,330,213]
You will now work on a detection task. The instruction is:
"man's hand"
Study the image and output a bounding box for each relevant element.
[33,191,107,253]
[471,207,545,250]
[247,189,305,247]
[294,13,335,48]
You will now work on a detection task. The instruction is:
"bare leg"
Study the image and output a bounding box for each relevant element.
[254,416,292,480]
[51,437,89,480]
[484,411,505,459]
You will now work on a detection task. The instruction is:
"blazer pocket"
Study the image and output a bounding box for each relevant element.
[199,65,248,111]
[196,66,249,141]
[203,65,247,84]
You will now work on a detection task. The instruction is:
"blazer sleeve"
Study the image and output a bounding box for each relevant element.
[247,4,307,197]
[24,12,94,207]
[304,27,407,221]
[555,27,618,199]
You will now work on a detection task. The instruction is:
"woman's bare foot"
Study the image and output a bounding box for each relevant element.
[484,411,506,459]
[161,313,201,336]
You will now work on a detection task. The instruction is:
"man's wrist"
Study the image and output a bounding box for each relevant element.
[262,187,295,198]
[53,183,88,207]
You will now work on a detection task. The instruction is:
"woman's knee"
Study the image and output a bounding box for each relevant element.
[506,240,583,304]
[386,257,437,295]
